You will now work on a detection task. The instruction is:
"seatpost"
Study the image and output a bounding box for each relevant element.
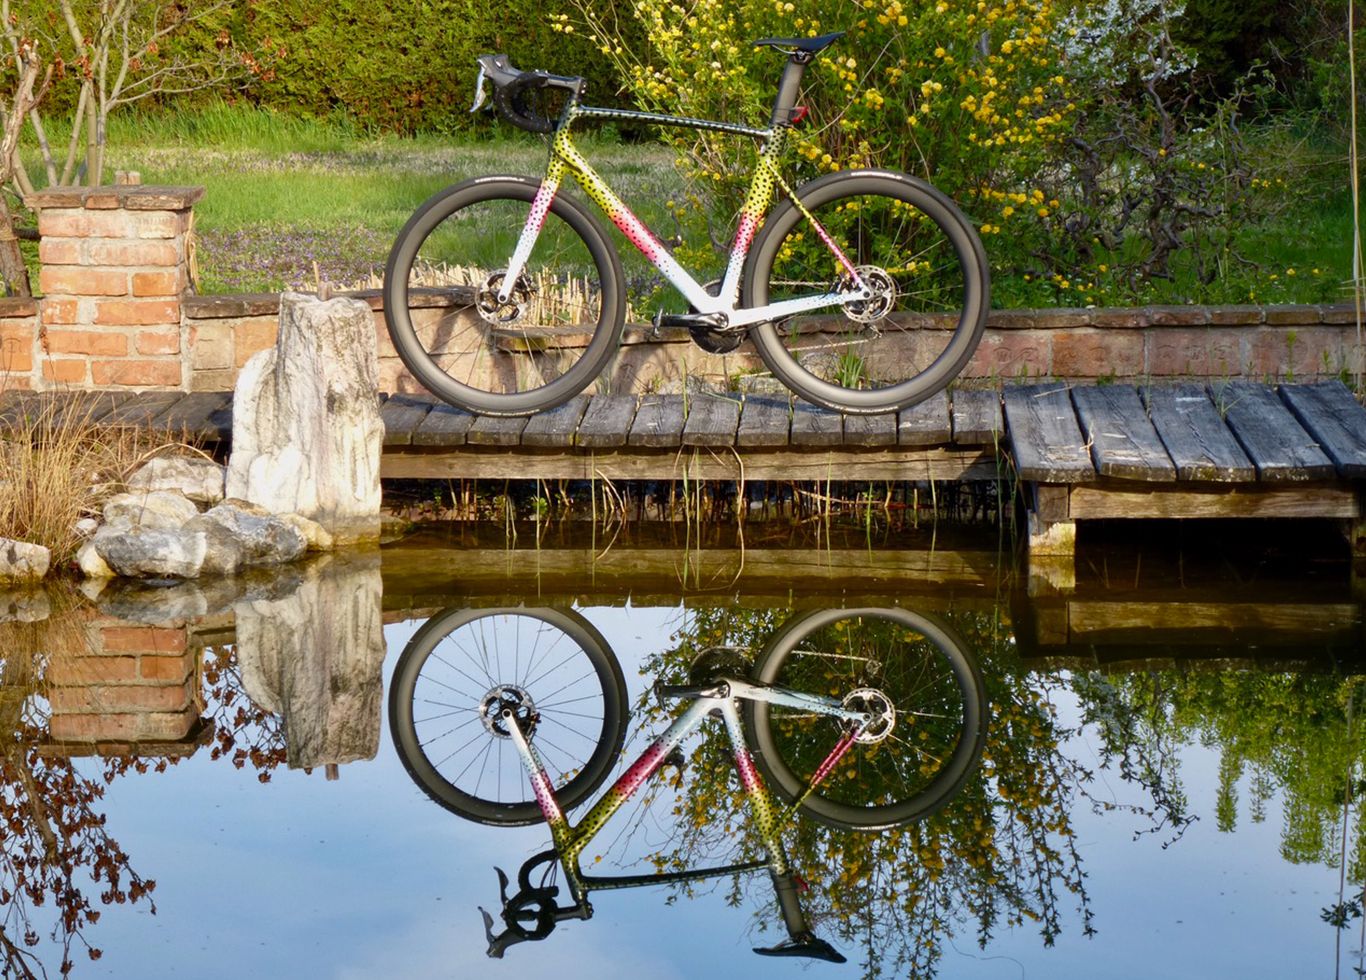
[768,52,813,128]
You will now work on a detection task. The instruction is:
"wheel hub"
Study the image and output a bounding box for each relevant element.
[480,684,538,738]
[841,265,896,324]
[843,688,895,743]
[476,272,533,325]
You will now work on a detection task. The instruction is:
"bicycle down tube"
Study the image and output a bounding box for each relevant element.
[496,110,873,326]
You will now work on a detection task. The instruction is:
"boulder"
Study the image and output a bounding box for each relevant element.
[280,513,334,552]
[127,456,226,504]
[0,539,50,582]
[76,539,115,579]
[103,490,200,530]
[188,499,307,567]
[93,525,207,579]
[226,292,383,543]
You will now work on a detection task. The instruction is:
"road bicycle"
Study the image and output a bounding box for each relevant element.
[383,32,990,418]
[388,605,987,960]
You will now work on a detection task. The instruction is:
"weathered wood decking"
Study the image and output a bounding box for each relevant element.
[3,380,1363,572]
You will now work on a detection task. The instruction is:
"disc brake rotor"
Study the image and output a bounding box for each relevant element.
[841,265,896,324]
[842,688,895,743]
[477,272,533,325]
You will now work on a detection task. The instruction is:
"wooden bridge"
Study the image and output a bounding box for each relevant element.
[3,379,1364,582]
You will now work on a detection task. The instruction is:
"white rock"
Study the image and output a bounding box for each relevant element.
[127,455,226,504]
[0,538,50,582]
[76,538,115,579]
[226,292,383,543]
[103,490,200,530]
[72,517,100,539]
[93,525,207,578]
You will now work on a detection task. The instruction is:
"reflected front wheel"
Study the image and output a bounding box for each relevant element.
[389,607,628,826]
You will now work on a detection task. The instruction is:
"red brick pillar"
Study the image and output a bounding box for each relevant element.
[47,622,201,751]
[31,185,203,390]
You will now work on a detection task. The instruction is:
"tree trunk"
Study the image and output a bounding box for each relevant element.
[0,196,31,296]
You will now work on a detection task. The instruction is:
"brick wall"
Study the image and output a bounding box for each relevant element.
[0,182,1361,395]
[22,185,199,392]
[182,293,1366,394]
[46,621,204,755]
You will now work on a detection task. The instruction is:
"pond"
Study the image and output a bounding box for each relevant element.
[0,521,1361,979]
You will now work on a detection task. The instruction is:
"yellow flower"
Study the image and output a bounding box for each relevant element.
[934,46,946,57]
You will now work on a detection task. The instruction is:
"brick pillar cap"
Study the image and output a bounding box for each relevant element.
[27,185,205,211]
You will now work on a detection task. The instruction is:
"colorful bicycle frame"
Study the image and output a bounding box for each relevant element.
[491,673,871,952]
[490,62,873,330]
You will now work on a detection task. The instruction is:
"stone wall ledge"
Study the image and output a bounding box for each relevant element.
[180,295,1362,328]
[27,185,206,211]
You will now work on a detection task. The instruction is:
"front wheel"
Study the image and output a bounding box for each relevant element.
[383,176,626,416]
[743,171,989,414]
[389,606,628,826]
[743,607,987,831]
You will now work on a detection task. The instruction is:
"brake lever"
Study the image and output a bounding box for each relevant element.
[470,65,488,113]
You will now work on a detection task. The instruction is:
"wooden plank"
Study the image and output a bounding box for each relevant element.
[1279,381,1366,478]
[842,411,897,447]
[152,391,233,442]
[629,394,687,448]
[379,392,438,446]
[467,413,530,447]
[381,446,1001,482]
[950,388,1003,445]
[0,390,55,429]
[681,393,741,447]
[789,399,843,447]
[1142,384,1255,482]
[576,394,638,448]
[737,394,791,448]
[897,391,952,446]
[100,391,183,426]
[1002,384,1095,483]
[50,391,131,429]
[1214,382,1336,481]
[1068,600,1361,637]
[1068,481,1358,520]
[413,402,476,447]
[522,395,589,448]
[1072,385,1176,481]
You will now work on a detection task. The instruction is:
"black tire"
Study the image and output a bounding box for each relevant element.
[743,170,989,414]
[383,176,626,416]
[389,606,628,826]
[743,607,987,831]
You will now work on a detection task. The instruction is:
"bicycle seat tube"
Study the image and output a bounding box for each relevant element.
[769,51,814,129]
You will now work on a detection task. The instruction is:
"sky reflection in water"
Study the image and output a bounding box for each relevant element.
[0,527,1360,979]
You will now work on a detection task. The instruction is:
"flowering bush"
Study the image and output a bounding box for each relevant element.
[571,0,1075,228]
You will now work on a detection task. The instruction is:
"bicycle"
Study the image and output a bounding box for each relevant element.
[382,33,990,417]
[387,605,988,960]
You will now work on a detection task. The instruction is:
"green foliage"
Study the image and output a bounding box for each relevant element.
[154,0,635,134]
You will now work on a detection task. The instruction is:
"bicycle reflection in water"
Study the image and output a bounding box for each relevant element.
[389,606,988,962]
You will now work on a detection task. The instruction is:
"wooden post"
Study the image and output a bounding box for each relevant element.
[1027,483,1075,594]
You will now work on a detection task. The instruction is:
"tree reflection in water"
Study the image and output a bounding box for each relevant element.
[0,594,288,978]
[618,605,1183,978]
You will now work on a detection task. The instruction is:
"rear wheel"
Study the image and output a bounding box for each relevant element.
[743,607,986,830]
[383,176,626,416]
[744,171,989,414]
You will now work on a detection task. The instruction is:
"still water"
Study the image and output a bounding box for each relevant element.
[1,522,1361,979]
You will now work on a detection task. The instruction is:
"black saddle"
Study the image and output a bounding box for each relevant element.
[753,32,844,56]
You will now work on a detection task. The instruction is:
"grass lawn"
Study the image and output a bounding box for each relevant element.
[21,103,1359,307]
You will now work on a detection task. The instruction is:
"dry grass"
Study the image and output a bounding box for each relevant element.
[0,392,172,569]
